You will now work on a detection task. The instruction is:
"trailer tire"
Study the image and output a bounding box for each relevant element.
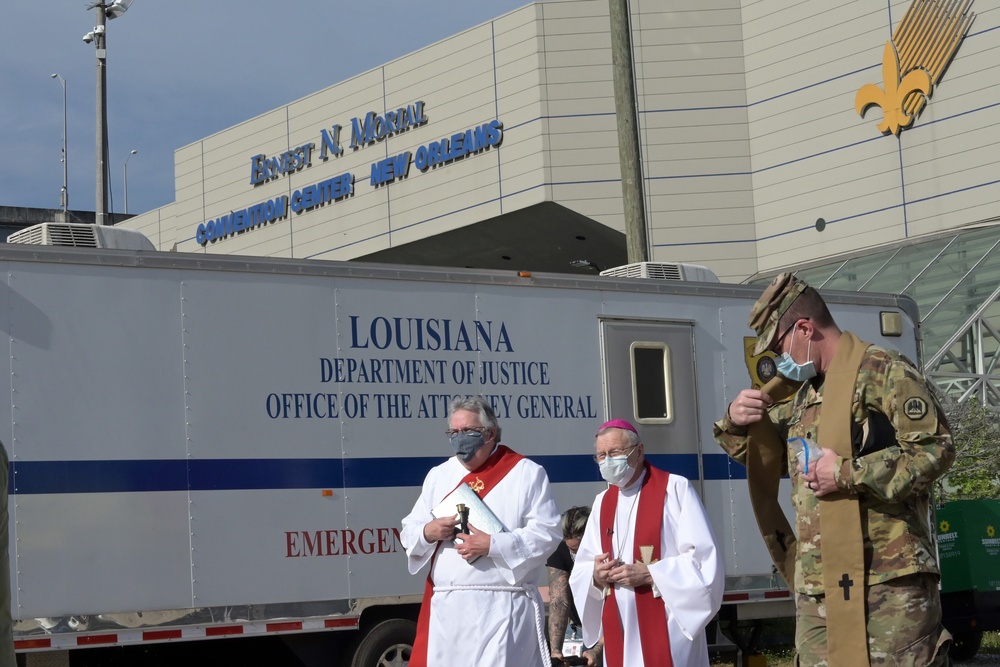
[948,629,982,661]
[350,618,416,667]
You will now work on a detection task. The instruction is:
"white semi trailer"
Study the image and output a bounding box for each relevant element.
[0,223,921,666]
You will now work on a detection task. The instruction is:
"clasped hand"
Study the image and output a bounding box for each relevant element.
[593,552,651,589]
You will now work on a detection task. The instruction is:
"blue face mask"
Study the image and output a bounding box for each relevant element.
[449,431,486,462]
[776,330,816,382]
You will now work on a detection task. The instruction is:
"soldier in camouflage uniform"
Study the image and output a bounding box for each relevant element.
[713,273,954,666]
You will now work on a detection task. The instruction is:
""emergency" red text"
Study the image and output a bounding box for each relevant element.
[285,528,402,557]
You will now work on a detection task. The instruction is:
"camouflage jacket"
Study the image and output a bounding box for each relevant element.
[713,342,955,595]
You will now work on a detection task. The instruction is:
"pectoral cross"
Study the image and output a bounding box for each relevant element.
[639,545,662,599]
[638,545,658,566]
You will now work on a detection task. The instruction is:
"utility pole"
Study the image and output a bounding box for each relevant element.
[608,0,649,263]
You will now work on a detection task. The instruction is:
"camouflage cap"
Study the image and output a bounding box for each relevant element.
[749,272,809,356]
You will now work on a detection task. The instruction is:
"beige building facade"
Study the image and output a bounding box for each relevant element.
[127,0,1000,285]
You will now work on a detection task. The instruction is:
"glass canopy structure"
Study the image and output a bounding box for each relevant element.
[749,224,1000,406]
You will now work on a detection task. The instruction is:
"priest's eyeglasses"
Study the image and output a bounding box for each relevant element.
[445,427,487,437]
[593,444,638,463]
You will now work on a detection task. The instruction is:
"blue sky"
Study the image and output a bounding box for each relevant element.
[2,1,531,216]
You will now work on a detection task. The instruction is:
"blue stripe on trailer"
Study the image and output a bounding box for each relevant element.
[701,452,748,480]
[8,452,749,494]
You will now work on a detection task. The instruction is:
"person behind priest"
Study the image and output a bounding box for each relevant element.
[401,395,561,667]
[713,272,954,665]
[547,505,603,666]
[569,419,723,667]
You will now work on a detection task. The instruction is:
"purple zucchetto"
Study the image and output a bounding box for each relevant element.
[596,419,638,435]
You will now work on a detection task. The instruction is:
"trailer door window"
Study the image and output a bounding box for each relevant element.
[630,342,673,424]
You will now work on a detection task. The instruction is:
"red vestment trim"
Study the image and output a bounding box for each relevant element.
[599,463,673,667]
[409,445,524,667]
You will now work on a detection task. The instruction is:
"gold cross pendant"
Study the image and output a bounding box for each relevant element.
[638,545,658,566]
[638,546,662,599]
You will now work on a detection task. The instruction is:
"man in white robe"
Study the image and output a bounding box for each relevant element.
[401,396,561,667]
[569,419,724,667]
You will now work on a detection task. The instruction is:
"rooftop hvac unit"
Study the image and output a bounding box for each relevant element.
[6,223,155,251]
[600,261,719,283]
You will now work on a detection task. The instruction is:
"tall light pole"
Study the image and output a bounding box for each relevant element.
[84,0,134,226]
[123,149,137,215]
[50,74,69,223]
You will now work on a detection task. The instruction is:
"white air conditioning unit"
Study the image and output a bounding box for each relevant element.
[599,261,719,282]
[6,223,155,251]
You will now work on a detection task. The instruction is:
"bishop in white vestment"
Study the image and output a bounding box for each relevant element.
[569,420,724,667]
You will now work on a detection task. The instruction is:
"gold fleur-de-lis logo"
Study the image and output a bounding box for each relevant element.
[856,42,932,135]
[855,0,974,135]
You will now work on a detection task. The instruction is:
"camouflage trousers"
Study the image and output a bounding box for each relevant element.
[795,573,952,666]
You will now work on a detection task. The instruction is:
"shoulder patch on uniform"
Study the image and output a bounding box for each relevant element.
[903,396,928,420]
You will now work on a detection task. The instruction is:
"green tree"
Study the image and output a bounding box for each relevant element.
[937,395,1000,502]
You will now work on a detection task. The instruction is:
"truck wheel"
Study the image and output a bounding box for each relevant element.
[949,629,983,661]
[351,618,416,667]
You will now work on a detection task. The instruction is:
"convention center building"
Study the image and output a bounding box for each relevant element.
[126,0,1000,403]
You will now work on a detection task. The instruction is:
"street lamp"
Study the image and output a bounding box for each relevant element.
[84,0,134,226]
[123,149,137,215]
[50,73,69,222]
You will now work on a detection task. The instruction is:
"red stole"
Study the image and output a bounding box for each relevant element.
[599,463,673,667]
[409,445,524,667]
